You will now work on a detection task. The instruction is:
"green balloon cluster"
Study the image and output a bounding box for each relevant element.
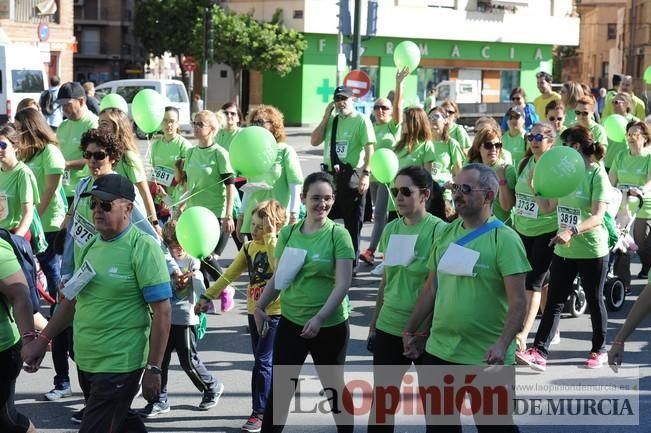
[603,114,628,142]
[99,93,128,114]
[371,148,399,184]
[533,146,585,199]
[132,89,165,134]
[176,206,220,259]
[644,66,651,85]
[229,126,278,178]
[393,41,421,73]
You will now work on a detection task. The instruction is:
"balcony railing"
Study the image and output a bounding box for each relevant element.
[14,0,60,24]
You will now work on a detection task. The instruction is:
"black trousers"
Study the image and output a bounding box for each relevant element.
[78,369,146,433]
[519,231,556,292]
[51,326,74,386]
[330,183,365,261]
[0,342,31,433]
[153,324,218,403]
[261,317,352,433]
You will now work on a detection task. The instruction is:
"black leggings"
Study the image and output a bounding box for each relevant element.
[533,254,608,357]
[261,317,352,433]
[0,343,31,433]
[518,231,556,292]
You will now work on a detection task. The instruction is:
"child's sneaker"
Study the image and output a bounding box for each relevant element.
[585,352,608,369]
[220,286,235,312]
[515,347,546,372]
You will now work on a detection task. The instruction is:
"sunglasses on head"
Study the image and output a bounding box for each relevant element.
[482,141,502,150]
[576,110,590,117]
[89,198,114,212]
[527,133,550,142]
[429,113,445,121]
[374,105,390,111]
[390,187,426,197]
[83,150,107,160]
[450,183,488,194]
[548,116,563,121]
[0,141,8,150]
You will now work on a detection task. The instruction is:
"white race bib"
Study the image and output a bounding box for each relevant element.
[335,140,349,159]
[515,193,539,219]
[438,243,480,277]
[62,260,96,300]
[62,170,71,186]
[152,166,175,187]
[71,213,96,247]
[432,162,443,178]
[384,234,418,267]
[275,247,307,291]
[557,206,581,230]
[0,192,7,221]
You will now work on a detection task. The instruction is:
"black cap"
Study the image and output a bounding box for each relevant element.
[80,174,136,202]
[56,82,86,104]
[333,86,354,99]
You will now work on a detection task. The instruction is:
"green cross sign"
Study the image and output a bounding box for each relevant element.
[316,79,335,103]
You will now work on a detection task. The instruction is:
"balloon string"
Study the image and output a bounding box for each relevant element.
[172,174,234,208]
[386,183,401,218]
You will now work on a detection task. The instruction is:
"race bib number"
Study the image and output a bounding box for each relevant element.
[152,166,175,187]
[71,213,96,247]
[515,193,539,219]
[335,140,349,159]
[62,170,71,186]
[432,162,443,178]
[0,192,7,221]
[62,260,96,300]
[557,206,581,230]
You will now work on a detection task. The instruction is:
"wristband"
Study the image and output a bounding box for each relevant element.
[22,331,38,340]
[37,332,52,344]
[612,340,625,346]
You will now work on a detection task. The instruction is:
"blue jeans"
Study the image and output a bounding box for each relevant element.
[247,314,279,415]
[37,231,61,300]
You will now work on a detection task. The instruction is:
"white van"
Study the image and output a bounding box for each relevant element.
[95,79,191,136]
[0,44,47,123]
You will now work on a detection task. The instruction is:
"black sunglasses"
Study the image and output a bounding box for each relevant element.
[526,133,551,142]
[483,141,502,150]
[374,105,390,111]
[576,110,590,117]
[251,119,271,127]
[0,141,8,150]
[450,183,489,194]
[548,116,563,121]
[511,97,522,101]
[89,198,114,212]
[390,187,426,197]
[83,150,107,160]
[192,121,207,128]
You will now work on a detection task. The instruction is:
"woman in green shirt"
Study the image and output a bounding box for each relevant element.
[545,100,566,147]
[604,93,640,170]
[466,126,516,223]
[518,125,610,371]
[428,107,464,204]
[502,108,526,167]
[440,99,471,154]
[560,81,586,127]
[216,102,242,151]
[254,172,355,433]
[609,121,651,289]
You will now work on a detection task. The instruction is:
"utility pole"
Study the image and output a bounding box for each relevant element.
[351,0,362,70]
[203,6,214,108]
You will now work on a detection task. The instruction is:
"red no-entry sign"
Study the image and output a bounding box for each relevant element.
[182,56,197,72]
[344,69,371,98]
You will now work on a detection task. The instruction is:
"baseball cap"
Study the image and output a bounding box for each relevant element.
[333,86,354,99]
[506,107,524,118]
[80,174,136,202]
[56,82,86,104]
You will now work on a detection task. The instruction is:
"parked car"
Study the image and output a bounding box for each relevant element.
[0,43,47,123]
[95,79,191,138]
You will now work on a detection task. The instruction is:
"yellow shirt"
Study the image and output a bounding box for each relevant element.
[533,91,561,120]
[205,234,281,315]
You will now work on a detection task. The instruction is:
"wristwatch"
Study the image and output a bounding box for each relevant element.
[569,225,580,237]
[146,364,162,374]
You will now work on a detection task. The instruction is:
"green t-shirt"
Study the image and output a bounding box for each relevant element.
[488,161,517,223]
[604,114,638,169]
[564,109,577,127]
[241,143,304,233]
[73,225,172,373]
[275,219,355,328]
[0,238,21,351]
[374,120,400,150]
[555,163,610,259]
[57,110,98,197]
[610,149,651,218]
[425,217,531,365]
[25,144,66,232]
[323,112,376,168]
[449,123,471,152]
[150,135,192,187]
[387,140,436,211]
[432,138,464,201]
[185,144,234,219]
[502,131,527,169]
[512,157,558,237]
[376,214,446,336]
[115,150,147,185]
[215,128,241,151]
[0,162,40,231]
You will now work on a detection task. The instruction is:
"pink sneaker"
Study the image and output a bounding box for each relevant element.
[515,347,547,372]
[585,352,607,369]
[220,286,235,312]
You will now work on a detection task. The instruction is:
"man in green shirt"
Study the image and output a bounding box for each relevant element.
[0,237,36,433]
[56,82,99,203]
[619,75,647,120]
[22,174,172,433]
[310,86,376,263]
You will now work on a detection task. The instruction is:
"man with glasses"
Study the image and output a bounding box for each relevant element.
[310,86,376,265]
[56,82,98,206]
[533,72,561,120]
[574,96,608,166]
[22,173,172,433]
[402,163,528,432]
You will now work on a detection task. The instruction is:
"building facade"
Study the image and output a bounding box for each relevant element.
[623,0,651,93]
[222,0,579,125]
[73,0,145,84]
[0,0,75,80]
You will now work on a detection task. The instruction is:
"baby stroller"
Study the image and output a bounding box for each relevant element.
[604,187,643,312]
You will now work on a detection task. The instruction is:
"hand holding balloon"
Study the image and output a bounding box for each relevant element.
[393,41,421,72]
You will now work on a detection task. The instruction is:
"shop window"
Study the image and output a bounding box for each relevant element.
[360,65,379,100]
[499,70,520,103]
[607,23,616,40]
[417,68,450,103]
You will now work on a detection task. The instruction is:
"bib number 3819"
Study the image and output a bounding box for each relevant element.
[557,206,581,230]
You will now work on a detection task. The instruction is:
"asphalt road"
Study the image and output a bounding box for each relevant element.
[15,128,651,433]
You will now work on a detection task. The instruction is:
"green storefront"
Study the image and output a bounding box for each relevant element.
[262,34,554,125]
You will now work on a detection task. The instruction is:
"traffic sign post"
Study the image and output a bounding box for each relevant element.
[182,56,197,73]
[343,69,371,98]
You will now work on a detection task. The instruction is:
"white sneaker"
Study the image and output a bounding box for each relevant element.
[44,383,72,401]
[551,329,561,345]
[370,262,385,276]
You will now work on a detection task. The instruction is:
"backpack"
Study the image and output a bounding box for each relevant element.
[0,229,43,313]
[39,89,55,115]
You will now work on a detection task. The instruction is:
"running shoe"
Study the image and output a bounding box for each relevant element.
[138,401,170,418]
[199,382,224,410]
[221,286,235,312]
[515,347,546,372]
[44,382,72,401]
[585,352,608,369]
[359,248,375,265]
[70,408,84,424]
[370,262,385,276]
[241,412,263,432]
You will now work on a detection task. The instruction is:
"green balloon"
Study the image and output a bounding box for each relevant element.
[393,41,421,72]
[603,114,628,142]
[99,93,128,114]
[176,206,220,259]
[644,66,651,85]
[229,126,278,178]
[131,89,165,133]
[533,146,585,199]
[370,148,399,184]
